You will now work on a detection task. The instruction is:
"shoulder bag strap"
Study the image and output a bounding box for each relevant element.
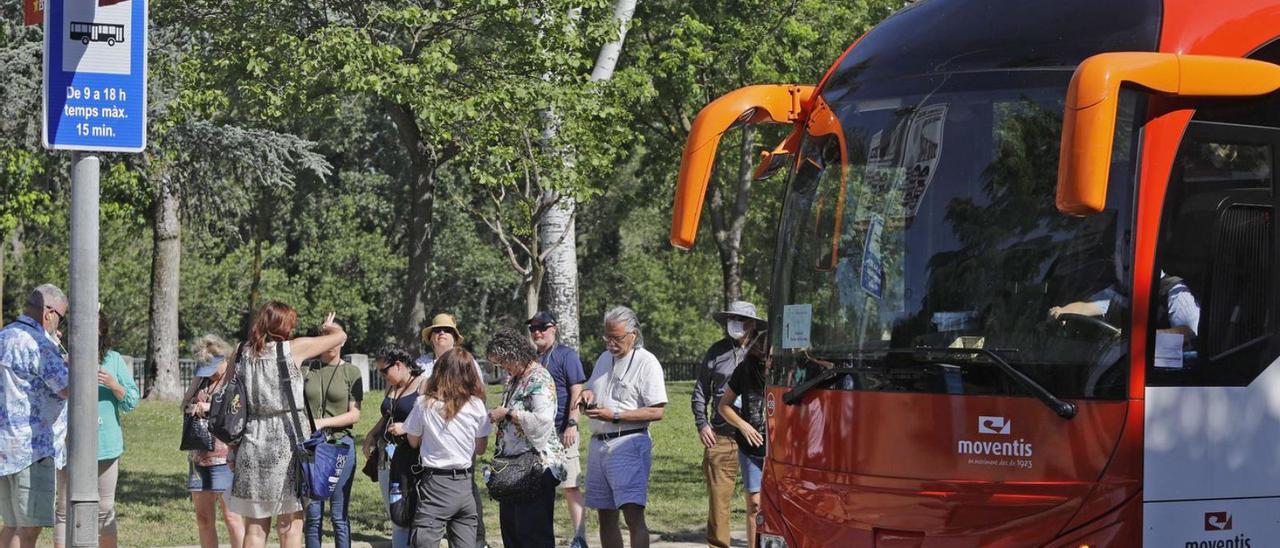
[279,342,317,438]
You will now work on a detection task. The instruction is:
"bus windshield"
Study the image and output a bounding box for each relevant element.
[771,70,1139,400]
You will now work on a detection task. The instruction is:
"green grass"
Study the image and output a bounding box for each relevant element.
[53,381,738,546]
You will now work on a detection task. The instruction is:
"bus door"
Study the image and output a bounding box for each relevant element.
[1144,119,1280,546]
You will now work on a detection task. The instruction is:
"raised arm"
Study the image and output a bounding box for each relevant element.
[288,312,348,362]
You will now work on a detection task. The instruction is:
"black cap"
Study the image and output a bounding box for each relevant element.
[527,310,557,327]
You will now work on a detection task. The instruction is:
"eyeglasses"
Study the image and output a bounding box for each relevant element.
[47,307,66,326]
[528,324,553,334]
[602,332,634,345]
[431,327,455,336]
[379,362,397,375]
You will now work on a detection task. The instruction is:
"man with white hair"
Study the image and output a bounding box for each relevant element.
[578,306,667,548]
[0,284,70,548]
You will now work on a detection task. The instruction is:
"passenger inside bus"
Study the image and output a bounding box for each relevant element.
[1048,271,1201,345]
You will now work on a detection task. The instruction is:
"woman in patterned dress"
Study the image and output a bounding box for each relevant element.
[485,329,564,548]
[221,303,347,548]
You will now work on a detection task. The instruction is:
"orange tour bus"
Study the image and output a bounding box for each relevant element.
[671,0,1280,545]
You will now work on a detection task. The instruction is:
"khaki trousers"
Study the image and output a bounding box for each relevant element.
[703,433,739,548]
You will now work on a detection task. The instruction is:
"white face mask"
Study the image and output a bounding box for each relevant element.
[726,320,747,340]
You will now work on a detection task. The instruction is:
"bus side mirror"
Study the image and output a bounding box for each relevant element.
[1057,53,1280,216]
[671,85,814,250]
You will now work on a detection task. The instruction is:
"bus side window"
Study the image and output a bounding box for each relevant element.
[1150,122,1278,387]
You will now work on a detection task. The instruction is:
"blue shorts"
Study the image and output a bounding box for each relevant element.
[739,452,763,494]
[585,432,652,509]
[187,463,232,493]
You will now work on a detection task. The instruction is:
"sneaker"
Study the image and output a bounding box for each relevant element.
[570,536,590,548]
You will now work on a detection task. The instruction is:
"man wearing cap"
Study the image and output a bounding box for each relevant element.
[692,300,765,548]
[0,284,70,548]
[528,311,589,548]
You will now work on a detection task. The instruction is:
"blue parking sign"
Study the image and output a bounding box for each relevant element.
[43,0,148,152]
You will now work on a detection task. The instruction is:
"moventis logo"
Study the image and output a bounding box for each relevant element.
[978,416,1010,435]
[957,415,1033,467]
[1186,511,1250,548]
[1205,512,1233,531]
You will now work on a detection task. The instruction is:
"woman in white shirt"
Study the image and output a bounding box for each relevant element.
[404,349,491,548]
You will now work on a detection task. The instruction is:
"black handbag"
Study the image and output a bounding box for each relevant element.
[360,447,380,483]
[484,450,544,502]
[387,442,422,527]
[180,413,215,451]
[208,343,249,445]
[483,388,549,502]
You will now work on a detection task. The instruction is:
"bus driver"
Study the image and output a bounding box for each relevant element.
[1049,271,1200,343]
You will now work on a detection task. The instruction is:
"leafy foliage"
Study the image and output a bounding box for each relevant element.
[1,0,905,364]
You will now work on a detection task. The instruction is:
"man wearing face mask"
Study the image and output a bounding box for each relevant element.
[0,285,70,548]
[691,300,763,548]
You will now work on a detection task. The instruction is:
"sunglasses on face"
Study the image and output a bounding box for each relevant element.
[431,327,455,336]
[528,324,553,334]
[47,307,66,325]
[379,362,398,375]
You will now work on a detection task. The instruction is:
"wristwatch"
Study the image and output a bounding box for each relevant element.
[611,410,621,424]
[566,418,578,427]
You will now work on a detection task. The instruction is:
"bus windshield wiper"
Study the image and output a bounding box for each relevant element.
[783,366,860,405]
[904,346,1077,419]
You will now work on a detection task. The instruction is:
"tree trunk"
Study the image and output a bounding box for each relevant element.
[385,101,452,347]
[708,126,757,307]
[539,0,637,349]
[0,231,6,317]
[539,201,577,345]
[526,256,545,321]
[248,236,263,314]
[146,181,183,400]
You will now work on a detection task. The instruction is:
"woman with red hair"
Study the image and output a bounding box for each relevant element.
[222,302,347,548]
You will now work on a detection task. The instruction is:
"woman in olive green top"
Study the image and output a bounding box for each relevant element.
[302,325,363,548]
[54,310,140,548]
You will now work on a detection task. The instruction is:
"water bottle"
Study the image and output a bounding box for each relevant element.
[389,481,402,504]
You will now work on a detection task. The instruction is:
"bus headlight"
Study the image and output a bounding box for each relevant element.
[760,533,787,548]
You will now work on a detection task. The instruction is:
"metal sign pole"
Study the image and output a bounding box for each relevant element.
[67,151,100,547]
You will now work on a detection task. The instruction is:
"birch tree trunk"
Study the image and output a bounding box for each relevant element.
[539,0,638,349]
[146,180,183,400]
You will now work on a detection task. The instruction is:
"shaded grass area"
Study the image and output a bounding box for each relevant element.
[43,381,738,546]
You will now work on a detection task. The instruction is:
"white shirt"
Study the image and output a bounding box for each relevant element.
[586,346,667,435]
[1087,274,1201,335]
[403,396,492,470]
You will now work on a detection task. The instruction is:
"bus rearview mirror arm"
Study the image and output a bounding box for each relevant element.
[671,85,815,250]
[1057,53,1280,216]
